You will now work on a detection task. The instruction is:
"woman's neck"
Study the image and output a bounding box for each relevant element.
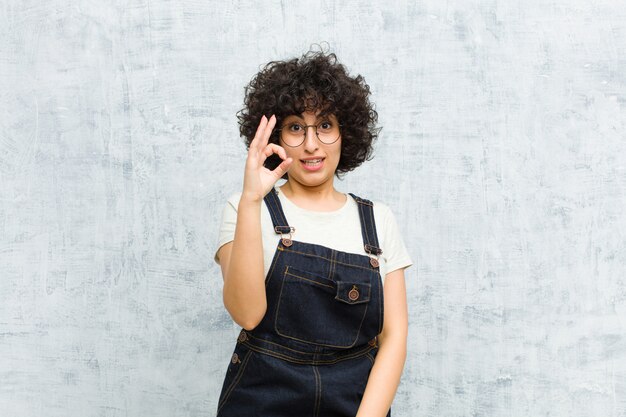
[279,180,346,212]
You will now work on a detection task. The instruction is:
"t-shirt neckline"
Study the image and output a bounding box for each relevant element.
[275,185,352,216]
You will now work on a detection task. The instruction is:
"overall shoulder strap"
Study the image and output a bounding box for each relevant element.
[348,193,383,257]
[263,188,292,235]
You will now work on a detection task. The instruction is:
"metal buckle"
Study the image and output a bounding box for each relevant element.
[364,244,382,268]
[275,226,295,247]
[364,244,383,256]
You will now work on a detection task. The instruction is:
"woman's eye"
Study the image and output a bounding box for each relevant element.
[289,124,303,132]
[319,121,332,130]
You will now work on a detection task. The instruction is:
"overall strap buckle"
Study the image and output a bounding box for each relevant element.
[349,193,383,269]
[264,188,295,247]
[274,226,295,247]
[364,244,383,256]
[364,244,382,268]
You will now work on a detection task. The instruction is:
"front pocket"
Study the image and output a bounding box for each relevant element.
[335,281,371,305]
[274,266,371,348]
[217,343,253,413]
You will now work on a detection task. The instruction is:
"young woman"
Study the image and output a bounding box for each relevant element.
[214,50,412,417]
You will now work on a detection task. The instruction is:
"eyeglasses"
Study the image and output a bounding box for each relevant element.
[277,120,341,147]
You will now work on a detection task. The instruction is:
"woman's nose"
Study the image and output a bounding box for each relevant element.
[303,126,319,152]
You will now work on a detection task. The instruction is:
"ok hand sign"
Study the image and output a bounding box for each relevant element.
[242,115,293,202]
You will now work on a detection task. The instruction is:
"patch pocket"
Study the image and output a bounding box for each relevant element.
[275,266,370,348]
[335,281,371,305]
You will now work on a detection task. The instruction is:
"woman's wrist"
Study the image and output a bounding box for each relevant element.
[239,190,266,205]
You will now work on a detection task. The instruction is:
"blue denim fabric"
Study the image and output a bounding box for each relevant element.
[217,189,389,417]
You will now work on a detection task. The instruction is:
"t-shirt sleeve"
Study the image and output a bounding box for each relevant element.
[214,192,242,265]
[378,203,413,275]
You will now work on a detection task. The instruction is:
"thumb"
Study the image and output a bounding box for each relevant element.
[273,157,293,178]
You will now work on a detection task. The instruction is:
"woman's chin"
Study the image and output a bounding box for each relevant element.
[288,173,334,189]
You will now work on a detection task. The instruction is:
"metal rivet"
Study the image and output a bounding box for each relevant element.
[368,337,377,347]
[238,330,248,343]
[282,238,293,247]
[231,353,241,364]
[370,258,379,268]
[348,285,360,301]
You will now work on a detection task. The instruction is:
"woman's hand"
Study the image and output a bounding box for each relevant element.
[242,115,293,202]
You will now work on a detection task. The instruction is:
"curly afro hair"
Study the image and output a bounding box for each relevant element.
[237,50,379,177]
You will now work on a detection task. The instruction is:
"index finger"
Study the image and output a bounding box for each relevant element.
[258,115,277,149]
[250,115,268,151]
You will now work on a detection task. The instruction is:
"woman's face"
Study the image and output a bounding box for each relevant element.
[279,110,341,189]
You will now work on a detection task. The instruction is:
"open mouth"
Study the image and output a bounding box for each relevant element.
[300,158,325,171]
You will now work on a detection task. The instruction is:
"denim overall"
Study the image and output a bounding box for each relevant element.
[217,189,389,417]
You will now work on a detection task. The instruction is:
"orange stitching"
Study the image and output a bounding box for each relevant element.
[245,332,371,357]
[327,250,335,280]
[367,203,381,250]
[313,365,321,417]
[264,244,282,287]
[359,202,371,249]
[217,349,253,413]
[272,189,290,226]
[335,282,371,304]
[242,342,374,365]
[265,194,284,230]
[285,270,335,288]
[279,248,372,271]
[266,190,290,230]
[275,264,371,349]
[276,300,370,349]
[273,266,289,344]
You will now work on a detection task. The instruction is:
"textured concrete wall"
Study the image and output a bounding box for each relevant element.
[1,1,625,416]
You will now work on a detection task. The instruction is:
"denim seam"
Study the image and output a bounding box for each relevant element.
[328,250,336,281]
[246,332,368,357]
[264,192,278,227]
[365,352,375,365]
[358,201,371,249]
[265,244,282,287]
[275,265,370,349]
[278,248,372,271]
[367,203,380,248]
[217,349,253,414]
[242,341,374,365]
[313,365,321,417]
[266,193,286,230]
[285,270,335,289]
[275,302,369,349]
[268,189,290,228]
[274,265,290,342]
[335,282,371,304]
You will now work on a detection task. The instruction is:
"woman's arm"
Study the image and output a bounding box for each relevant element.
[219,115,292,330]
[218,197,265,330]
[356,268,409,417]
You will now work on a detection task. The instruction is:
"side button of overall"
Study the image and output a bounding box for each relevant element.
[238,329,248,343]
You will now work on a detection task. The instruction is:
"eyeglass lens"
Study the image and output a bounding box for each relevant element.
[280,121,340,147]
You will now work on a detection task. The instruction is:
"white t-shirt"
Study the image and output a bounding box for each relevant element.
[214,186,413,282]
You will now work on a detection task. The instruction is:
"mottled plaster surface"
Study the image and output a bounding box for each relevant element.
[1,1,625,416]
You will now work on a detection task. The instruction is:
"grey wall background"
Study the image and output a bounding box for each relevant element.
[1,1,625,416]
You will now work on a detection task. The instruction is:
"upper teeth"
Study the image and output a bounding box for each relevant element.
[304,159,322,165]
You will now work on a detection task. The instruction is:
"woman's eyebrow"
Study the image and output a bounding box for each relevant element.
[285,114,333,122]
